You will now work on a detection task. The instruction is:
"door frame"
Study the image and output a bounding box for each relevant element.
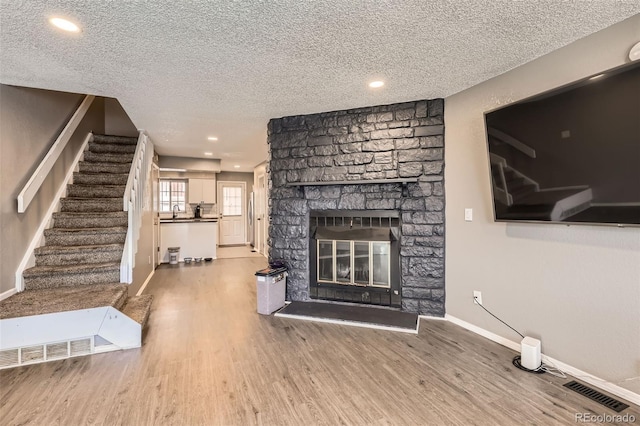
[256,172,267,256]
[217,180,247,246]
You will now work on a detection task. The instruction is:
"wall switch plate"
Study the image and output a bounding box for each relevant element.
[473,290,482,305]
[465,208,473,222]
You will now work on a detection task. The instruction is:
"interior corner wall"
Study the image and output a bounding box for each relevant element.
[104,98,138,137]
[444,15,640,393]
[0,86,105,294]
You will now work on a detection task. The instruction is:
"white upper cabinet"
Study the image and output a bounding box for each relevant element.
[188,178,216,204]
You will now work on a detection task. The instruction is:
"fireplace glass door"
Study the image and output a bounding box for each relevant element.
[317,239,390,288]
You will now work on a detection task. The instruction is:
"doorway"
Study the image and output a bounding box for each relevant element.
[217,181,246,246]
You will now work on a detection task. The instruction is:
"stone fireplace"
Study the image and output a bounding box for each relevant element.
[268,99,445,316]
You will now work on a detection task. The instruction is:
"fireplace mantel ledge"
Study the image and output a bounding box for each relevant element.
[285,178,420,187]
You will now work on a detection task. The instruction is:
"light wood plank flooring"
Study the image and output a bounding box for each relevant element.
[1,258,638,425]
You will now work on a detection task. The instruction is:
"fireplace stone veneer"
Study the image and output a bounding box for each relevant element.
[268,99,445,316]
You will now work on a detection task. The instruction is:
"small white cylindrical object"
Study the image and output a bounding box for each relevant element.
[521,336,542,370]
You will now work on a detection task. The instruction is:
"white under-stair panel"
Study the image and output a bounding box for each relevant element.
[0,306,142,369]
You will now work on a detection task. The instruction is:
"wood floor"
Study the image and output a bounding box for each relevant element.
[1,257,638,425]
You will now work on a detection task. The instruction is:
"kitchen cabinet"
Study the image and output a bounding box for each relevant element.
[160,220,218,262]
[188,178,216,204]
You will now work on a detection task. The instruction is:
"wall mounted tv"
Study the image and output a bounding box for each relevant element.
[484,61,640,227]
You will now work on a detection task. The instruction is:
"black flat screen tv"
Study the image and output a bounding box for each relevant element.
[484,61,640,227]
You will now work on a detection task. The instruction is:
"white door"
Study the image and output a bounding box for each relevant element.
[256,174,266,255]
[217,181,246,245]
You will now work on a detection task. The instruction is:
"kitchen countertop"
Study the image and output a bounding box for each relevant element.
[160,218,218,223]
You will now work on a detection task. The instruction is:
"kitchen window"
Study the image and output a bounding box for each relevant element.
[159,179,187,212]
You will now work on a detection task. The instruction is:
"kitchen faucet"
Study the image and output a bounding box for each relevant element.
[172,204,180,219]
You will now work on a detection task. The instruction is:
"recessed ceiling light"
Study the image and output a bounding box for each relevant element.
[589,74,605,81]
[234,165,240,169]
[49,17,80,33]
[369,80,384,88]
[204,152,213,156]
[207,136,218,141]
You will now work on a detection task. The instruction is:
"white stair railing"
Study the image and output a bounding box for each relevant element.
[120,132,154,284]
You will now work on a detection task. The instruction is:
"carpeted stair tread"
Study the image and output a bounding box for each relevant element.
[60,197,123,213]
[83,152,135,164]
[73,172,129,185]
[92,134,138,145]
[35,243,124,266]
[0,284,128,320]
[45,226,127,235]
[23,262,121,290]
[53,211,128,229]
[24,262,121,277]
[35,243,123,255]
[44,227,127,246]
[79,162,131,174]
[67,184,126,198]
[88,142,137,154]
[121,295,153,327]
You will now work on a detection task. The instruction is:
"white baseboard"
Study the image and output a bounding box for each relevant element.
[445,314,639,406]
[0,288,17,302]
[136,269,155,296]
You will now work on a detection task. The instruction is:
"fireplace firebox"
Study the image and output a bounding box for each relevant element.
[309,210,401,307]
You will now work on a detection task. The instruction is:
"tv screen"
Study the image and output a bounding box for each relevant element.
[484,61,640,227]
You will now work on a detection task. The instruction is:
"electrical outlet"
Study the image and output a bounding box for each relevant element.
[464,208,473,222]
[473,290,482,305]
[148,256,151,265]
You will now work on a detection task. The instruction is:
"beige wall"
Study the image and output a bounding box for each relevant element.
[445,16,640,393]
[0,86,105,294]
[105,98,138,137]
[158,156,221,172]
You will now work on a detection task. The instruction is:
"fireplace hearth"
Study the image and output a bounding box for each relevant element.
[310,210,401,307]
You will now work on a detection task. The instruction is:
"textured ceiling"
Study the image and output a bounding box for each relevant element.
[1,2,639,171]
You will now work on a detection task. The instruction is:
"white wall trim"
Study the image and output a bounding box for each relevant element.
[445,314,639,406]
[136,269,155,296]
[419,315,447,321]
[14,133,93,292]
[0,288,17,302]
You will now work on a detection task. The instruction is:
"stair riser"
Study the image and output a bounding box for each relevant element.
[61,199,122,212]
[92,135,138,145]
[45,232,126,247]
[79,163,131,174]
[88,142,137,154]
[53,215,128,229]
[67,185,126,198]
[83,152,134,164]
[73,173,129,186]
[36,250,123,266]
[24,270,121,291]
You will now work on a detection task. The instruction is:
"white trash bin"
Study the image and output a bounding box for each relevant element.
[255,267,287,315]
[168,247,180,265]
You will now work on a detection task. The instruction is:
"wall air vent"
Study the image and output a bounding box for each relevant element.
[563,381,629,412]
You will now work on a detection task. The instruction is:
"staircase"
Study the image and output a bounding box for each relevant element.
[490,153,592,221]
[0,134,152,369]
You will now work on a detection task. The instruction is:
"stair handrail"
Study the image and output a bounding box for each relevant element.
[17,95,96,213]
[121,131,154,283]
[488,127,536,159]
[489,153,513,206]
